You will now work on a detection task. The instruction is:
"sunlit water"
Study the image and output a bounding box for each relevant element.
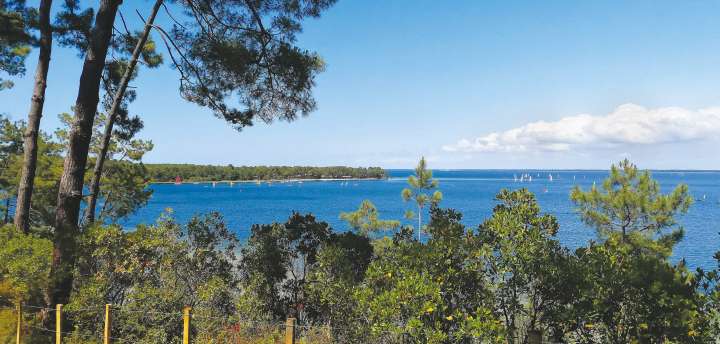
[120,170,720,271]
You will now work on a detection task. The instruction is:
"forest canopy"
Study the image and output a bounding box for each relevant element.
[144,164,387,182]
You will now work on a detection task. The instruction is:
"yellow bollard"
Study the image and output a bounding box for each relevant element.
[103,304,111,344]
[56,304,62,344]
[15,303,21,344]
[284,318,296,344]
[183,306,191,344]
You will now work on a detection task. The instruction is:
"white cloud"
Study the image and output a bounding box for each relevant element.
[443,104,720,153]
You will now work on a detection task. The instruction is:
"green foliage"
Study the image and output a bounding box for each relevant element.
[1,112,154,227]
[170,0,336,129]
[0,116,63,227]
[0,0,33,90]
[354,208,505,343]
[305,231,373,341]
[402,157,442,238]
[0,114,24,222]
[565,232,700,343]
[238,211,376,341]
[94,160,152,222]
[2,111,153,227]
[145,164,386,182]
[0,225,53,344]
[478,189,573,343]
[67,212,239,343]
[571,159,692,240]
[238,213,335,321]
[0,224,52,303]
[695,250,720,341]
[563,160,701,343]
[340,200,400,236]
[0,158,716,343]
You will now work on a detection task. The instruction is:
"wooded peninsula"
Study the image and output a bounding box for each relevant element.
[144,164,387,182]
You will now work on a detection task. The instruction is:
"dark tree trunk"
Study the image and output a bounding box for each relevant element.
[13,0,53,234]
[84,0,163,224]
[50,0,122,307]
[3,197,10,224]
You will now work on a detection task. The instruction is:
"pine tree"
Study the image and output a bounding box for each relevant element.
[402,157,442,240]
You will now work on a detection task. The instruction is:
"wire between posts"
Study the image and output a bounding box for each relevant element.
[26,324,134,344]
[15,304,340,343]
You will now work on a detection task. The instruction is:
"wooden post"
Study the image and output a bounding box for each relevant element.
[56,304,62,344]
[103,304,111,344]
[15,302,21,344]
[183,306,191,344]
[284,318,296,344]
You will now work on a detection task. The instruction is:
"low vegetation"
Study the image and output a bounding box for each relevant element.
[1,158,720,343]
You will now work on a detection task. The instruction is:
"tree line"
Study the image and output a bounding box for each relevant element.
[145,164,387,182]
[1,0,337,311]
[2,158,720,343]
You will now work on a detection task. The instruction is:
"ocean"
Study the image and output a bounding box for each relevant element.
[120,170,720,271]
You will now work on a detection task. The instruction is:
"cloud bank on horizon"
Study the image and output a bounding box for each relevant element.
[443,104,720,154]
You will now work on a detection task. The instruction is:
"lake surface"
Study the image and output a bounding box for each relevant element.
[121,170,720,270]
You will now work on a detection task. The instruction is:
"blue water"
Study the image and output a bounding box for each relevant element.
[120,170,720,270]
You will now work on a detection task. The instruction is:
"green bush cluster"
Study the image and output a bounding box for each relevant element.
[1,160,720,343]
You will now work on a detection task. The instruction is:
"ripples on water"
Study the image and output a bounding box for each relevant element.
[120,170,720,270]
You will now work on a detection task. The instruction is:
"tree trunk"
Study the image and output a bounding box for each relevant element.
[50,0,122,308]
[417,204,422,241]
[13,0,53,234]
[3,197,10,224]
[84,0,163,225]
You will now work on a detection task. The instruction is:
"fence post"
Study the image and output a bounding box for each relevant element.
[284,318,296,344]
[56,304,63,344]
[15,302,21,344]
[103,304,112,344]
[183,306,191,344]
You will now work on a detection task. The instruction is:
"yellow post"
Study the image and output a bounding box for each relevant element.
[15,302,21,344]
[103,304,111,344]
[284,318,296,344]
[56,304,62,344]
[183,306,191,344]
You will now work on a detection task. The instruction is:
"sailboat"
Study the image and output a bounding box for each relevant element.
[549,174,553,182]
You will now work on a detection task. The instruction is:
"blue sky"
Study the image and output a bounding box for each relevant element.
[2,0,720,169]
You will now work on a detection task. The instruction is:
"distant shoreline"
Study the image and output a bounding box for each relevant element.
[151,177,386,184]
